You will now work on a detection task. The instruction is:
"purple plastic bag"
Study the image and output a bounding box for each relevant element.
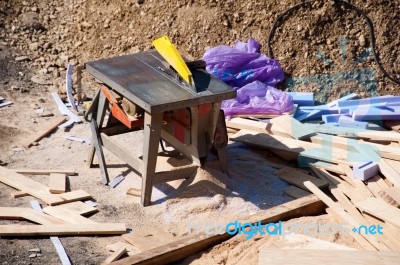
[222,81,293,117]
[202,38,293,117]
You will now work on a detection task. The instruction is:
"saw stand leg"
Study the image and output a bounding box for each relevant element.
[212,110,230,177]
[87,91,110,184]
[141,112,163,206]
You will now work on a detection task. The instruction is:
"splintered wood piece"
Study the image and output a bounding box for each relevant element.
[13,169,77,176]
[102,247,127,264]
[57,201,98,216]
[283,186,311,199]
[259,249,400,265]
[0,166,64,205]
[43,206,97,224]
[0,223,126,236]
[58,190,91,203]
[275,167,329,191]
[356,197,400,228]
[106,241,139,256]
[22,116,68,148]
[122,228,174,251]
[49,173,66,194]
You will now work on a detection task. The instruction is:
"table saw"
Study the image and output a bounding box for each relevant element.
[84,36,236,206]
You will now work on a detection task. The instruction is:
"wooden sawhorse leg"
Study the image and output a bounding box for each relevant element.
[141,111,163,206]
[87,91,110,184]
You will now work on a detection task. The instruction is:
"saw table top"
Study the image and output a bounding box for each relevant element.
[85,51,236,113]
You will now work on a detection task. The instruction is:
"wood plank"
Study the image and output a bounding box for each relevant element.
[49,173,66,194]
[0,207,65,225]
[122,228,174,251]
[275,167,328,191]
[270,114,316,139]
[226,117,289,136]
[384,159,400,175]
[30,200,73,265]
[231,130,362,165]
[304,181,384,251]
[57,201,99,216]
[337,182,369,203]
[313,161,345,175]
[259,249,400,265]
[367,176,399,207]
[0,166,64,205]
[43,206,97,224]
[283,186,311,199]
[311,134,400,161]
[100,133,143,173]
[308,166,339,189]
[152,164,198,184]
[363,213,400,251]
[379,187,400,205]
[58,190,91,203]
[110,195,325,265]
[22,116,68,148]
[11,191,29,198]
[102,247,127,265]
[330,189,367,224]
[0,223,126,236]
[262,233,355,250]
[106,242,139,256]
[356,197,400,228]
[14,169,77,176]
[340,165,374,198]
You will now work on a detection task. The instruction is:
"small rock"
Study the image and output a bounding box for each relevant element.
[74,41,82,48]
[20,12,45,31]
[29,42,39,51]
[359,34,366,46]
[29,254,37,258]
[15,56,30,62]
[31,74,52,85]
[137,0,145,4]
[43,42,51,50]
[81,22,92,28]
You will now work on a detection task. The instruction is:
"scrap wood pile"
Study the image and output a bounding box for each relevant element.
[228,93,400,252]
[0,166,130,264]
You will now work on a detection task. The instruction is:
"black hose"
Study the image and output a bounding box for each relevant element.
[267,0,400,85]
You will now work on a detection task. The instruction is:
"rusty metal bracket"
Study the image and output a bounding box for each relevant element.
[99,85,143,129]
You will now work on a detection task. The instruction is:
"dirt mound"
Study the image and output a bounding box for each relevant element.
[1,0,399,97]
